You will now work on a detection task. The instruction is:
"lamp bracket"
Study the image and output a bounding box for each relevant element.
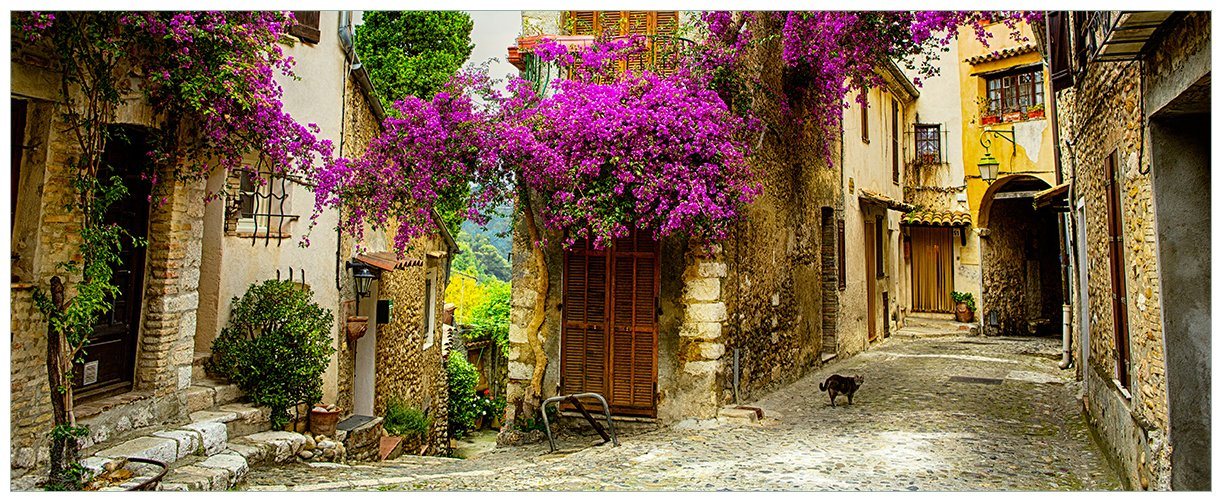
[980,128,1017,156]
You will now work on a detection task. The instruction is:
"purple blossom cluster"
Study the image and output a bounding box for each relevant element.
[17,11,334,196]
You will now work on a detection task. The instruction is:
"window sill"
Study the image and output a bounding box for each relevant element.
[231,230,294,240]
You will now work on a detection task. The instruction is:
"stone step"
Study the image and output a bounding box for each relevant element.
[717,405,764,425]
[186,377,244,413]
[191,351,211,382]
[157,430,312,491]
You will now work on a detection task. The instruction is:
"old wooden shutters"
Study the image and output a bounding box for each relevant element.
[561,229,659,417]
[1104,151,1131,388]
[864,219,878,341]
[564,11,681,76]
[910,227,955,313]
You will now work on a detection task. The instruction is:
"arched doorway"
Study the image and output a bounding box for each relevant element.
[978,175,1063,337]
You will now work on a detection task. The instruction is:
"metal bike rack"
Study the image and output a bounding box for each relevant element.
[540,392,619,452]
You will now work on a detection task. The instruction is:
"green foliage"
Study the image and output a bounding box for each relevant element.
[446,351,480,439]
[354,11,474,109]
[464,280,511,358]
[951,291,976,312]
[43,461,91,491]
[475,391,506,427]
[383,396,432,440]
[459,203,513,261]
[208,280,335,429]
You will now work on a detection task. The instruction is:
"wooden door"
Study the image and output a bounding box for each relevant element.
[910,227,955,313]
[865,219,878,341]
[74,128,151,397]
[1104,152,1131,388]
[561,229,658,417]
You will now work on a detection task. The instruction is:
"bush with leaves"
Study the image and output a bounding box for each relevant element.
[207,280,335,429]
[383,395,432,441]
[446,351,480,438]
[464,279,510,358]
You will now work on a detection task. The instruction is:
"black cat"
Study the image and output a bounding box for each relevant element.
[819,374,864,407]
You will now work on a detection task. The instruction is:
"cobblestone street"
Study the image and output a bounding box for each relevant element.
[239,336,1122,491]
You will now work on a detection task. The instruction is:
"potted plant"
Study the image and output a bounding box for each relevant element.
[951,291,976,323]
[1026,102,1045,119]
[981,114,1001,126]
[1002,110,1023,123]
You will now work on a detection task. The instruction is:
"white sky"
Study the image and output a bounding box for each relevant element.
[466,11,524,86]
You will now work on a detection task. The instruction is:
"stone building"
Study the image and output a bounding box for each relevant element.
[1042,11,1210,491]
[10,11,457,476]
[500,11,918,426]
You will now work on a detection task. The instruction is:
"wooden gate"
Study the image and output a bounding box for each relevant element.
[910,226,955,313]
[561,229,659,417]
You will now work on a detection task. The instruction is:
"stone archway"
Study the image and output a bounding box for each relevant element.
[979,175,1063,337]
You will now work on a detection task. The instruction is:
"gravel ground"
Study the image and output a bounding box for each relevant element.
[238,335,1122,491]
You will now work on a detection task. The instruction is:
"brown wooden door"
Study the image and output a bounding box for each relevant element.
[910,226,955,313]
[561,229,659,417]
[74,127,151,397]
[1105,152,1131,388]
[865,219,878,341]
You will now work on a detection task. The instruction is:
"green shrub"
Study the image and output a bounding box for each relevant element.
[383,396,431,440]
[207,280,335,429]
[446,351,480,438]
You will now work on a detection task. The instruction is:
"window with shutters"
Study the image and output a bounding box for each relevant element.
[289,11,321,44]
[891,99,900,184]
[423,270,436,349]
[875,215,885,278]
[837,218,846,290]
[860,90,870,142]
[984,66,1045,122]
[1104,150,1130,391]
[560,228,659,416]
[562,11,682,77]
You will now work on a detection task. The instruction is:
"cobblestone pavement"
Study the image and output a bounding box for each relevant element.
[239,336,1122,491]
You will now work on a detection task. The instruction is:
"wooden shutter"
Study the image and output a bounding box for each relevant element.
[290,11,321,44]
[1105,151,1131,388]
[608,229,658,414]
[875,215,885,277]
[836,218,846,290]
[892,99,900,183]
[560,238,608,401]
[860,91,869,141]
[1048,12,1074,91]
[910,227,955,313]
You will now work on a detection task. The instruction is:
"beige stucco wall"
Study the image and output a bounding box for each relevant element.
[195,12,349,404]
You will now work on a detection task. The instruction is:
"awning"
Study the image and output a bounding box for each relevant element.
[901,209,972,227]
[858,189,916,212]
[1033,183,1070,210]
[355,251,424,272]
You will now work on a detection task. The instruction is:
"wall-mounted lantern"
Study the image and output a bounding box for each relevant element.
[346,259,377,314]
[974,128,1017,184]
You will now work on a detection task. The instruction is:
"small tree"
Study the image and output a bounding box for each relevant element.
[208,280,335,430]
[354,11,474,111]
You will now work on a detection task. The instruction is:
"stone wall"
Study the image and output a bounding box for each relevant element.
[1054,11,1210,491]
[10,57,203,475]
[372,251,451,455]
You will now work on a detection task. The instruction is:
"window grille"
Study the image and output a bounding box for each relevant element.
[229,162,296,246]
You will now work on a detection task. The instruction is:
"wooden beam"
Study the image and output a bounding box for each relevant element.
[993,190,1040,200]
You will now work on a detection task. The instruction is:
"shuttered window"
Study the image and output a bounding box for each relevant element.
[564,11,681,76]
[290,11,321,44]
[561,229,659,416]
[891,99,900,184]
[860,91,869,142]
[875,215,885,278]
[837,218,846,290]
[1104,151,1131,390]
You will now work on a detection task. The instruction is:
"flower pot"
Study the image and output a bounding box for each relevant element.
[955,303,975,323]
[1026,109,1045,119]
[310,406,341,437]
[1003,111,1023,123]
[981,115,1000,126]
[345,316,369,345]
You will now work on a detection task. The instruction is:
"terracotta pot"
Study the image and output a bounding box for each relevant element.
[982,115,1000,125]
[310,407,341,437]
[1003,111,1023,123]
[955,303,975,323]
[345,316,369,344]
[1026,109,1045,119]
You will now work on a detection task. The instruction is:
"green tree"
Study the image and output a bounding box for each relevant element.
[354,11,474,109]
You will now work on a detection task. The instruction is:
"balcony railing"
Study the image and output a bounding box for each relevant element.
[1075,11,1174,65]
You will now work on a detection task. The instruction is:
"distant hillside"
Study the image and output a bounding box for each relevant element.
[460,202,512,261]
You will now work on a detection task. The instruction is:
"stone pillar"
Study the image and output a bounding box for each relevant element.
[675,244,728,418]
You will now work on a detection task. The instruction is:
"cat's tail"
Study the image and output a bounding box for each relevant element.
[819,381,827,391]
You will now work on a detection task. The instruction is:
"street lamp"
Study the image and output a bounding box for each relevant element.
[975,128,1016,184]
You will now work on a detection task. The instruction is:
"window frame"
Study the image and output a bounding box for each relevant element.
[422,269,437,350]
[914,123,942,165]
[984,66,1046,122]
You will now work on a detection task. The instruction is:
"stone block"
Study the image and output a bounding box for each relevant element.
[172,465,229,491]
[79,455,114,476]
[508,361,533,380]
[185,386,215,414]
[197,453,248,485]
[696,342,726,360]
[212,384,243,405]
[683,278,721,302]
[686,303,727,323]
[182,421,228,456]
[683,360,720,376]
[717,406,760,425]
[189,410,239,424]
[243,431,307,462]
[696,262,727,278]
[153,429,203,460]
[224,442,269,465]
[96,436,179,465]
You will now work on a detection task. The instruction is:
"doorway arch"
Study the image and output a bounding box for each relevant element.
[978,174,1062,336]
